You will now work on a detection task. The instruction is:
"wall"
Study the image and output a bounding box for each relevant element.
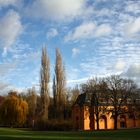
[72,105,140,130]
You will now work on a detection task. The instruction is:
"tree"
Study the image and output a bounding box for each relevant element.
[106,75,137,130]
[52,76,57,118]
[0,96,4,107]
[81,78,100,130]
[66,86,80,119]
[71,85,80,105]
[0,91,28,127]
[54,48,66,120]
[127,87,140,127]
[81,78,108,130]
[26,87,37,127]
[40,47,50,121]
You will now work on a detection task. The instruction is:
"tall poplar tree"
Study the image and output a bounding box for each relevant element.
[40,47,50,121]
[54,48,66,120]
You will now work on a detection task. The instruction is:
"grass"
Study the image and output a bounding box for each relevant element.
[0,127,140,140]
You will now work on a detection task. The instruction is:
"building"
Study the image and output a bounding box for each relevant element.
[72,93,140,130]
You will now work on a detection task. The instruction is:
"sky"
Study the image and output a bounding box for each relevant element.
[0,0,140,94]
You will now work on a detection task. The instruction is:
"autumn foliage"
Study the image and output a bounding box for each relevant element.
[0,91,28,127]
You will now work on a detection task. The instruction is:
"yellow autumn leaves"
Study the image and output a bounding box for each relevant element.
[0,92,28,127]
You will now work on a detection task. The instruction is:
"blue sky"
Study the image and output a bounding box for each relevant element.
[0,0,140,94]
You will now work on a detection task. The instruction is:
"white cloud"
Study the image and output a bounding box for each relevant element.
[27,0,85,21]
[125,1,140,14]
[65,22,96,41]
[72,48,80,57]
[95,24,112,37]
[0,81,26,95]
[114,60,126,71]
[0,62,17,76]
[124,64,140,78]
[2,47,8,57]
[123,64,140,86]
[67,77,88,85]
[0,82,11,95]
[0,0,19,7]
[65,22,112,41]
[0,10,23,49]
[46,28,58,38]
[125,17,140,35]
[66,67,89,86]
[0,82,9,90]
[95,8,111,17]
[66,68,80,81]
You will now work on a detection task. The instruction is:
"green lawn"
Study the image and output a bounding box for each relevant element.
[0,127,139,140]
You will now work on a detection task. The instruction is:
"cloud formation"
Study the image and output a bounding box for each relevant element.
[124,64,140,78]
[125,17,140,35]
[125,1,140,14]
[27,0,86,21]
[122,64,140,86]
[65,22,112,41]
[46,28,58,39]
[114,60,126,71]
[0,82,11,95]
[0,62,17,76]
[0,10,23,49]
[0,0,140,90]
[72,48,80,57]
[0,0,19,8]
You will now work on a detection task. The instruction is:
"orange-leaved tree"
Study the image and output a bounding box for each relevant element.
[0,91,28,127]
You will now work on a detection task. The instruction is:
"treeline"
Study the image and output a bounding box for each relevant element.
[0,47,79,130]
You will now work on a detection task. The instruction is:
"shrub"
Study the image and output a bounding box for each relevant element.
[35,119,73,131]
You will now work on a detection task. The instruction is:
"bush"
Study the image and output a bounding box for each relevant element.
[35,119,73,131]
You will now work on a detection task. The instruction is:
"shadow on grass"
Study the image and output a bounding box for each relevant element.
[0,127,140,140]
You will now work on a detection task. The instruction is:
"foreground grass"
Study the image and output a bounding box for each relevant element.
[0,127,140,140]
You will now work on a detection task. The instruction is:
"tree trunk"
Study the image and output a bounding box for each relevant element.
[114,113,118,130]
[94,105,100,130]
[96,112,99,130]
[90,107,95,130]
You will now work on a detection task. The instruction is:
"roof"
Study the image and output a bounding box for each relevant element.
[75,93,92,106]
